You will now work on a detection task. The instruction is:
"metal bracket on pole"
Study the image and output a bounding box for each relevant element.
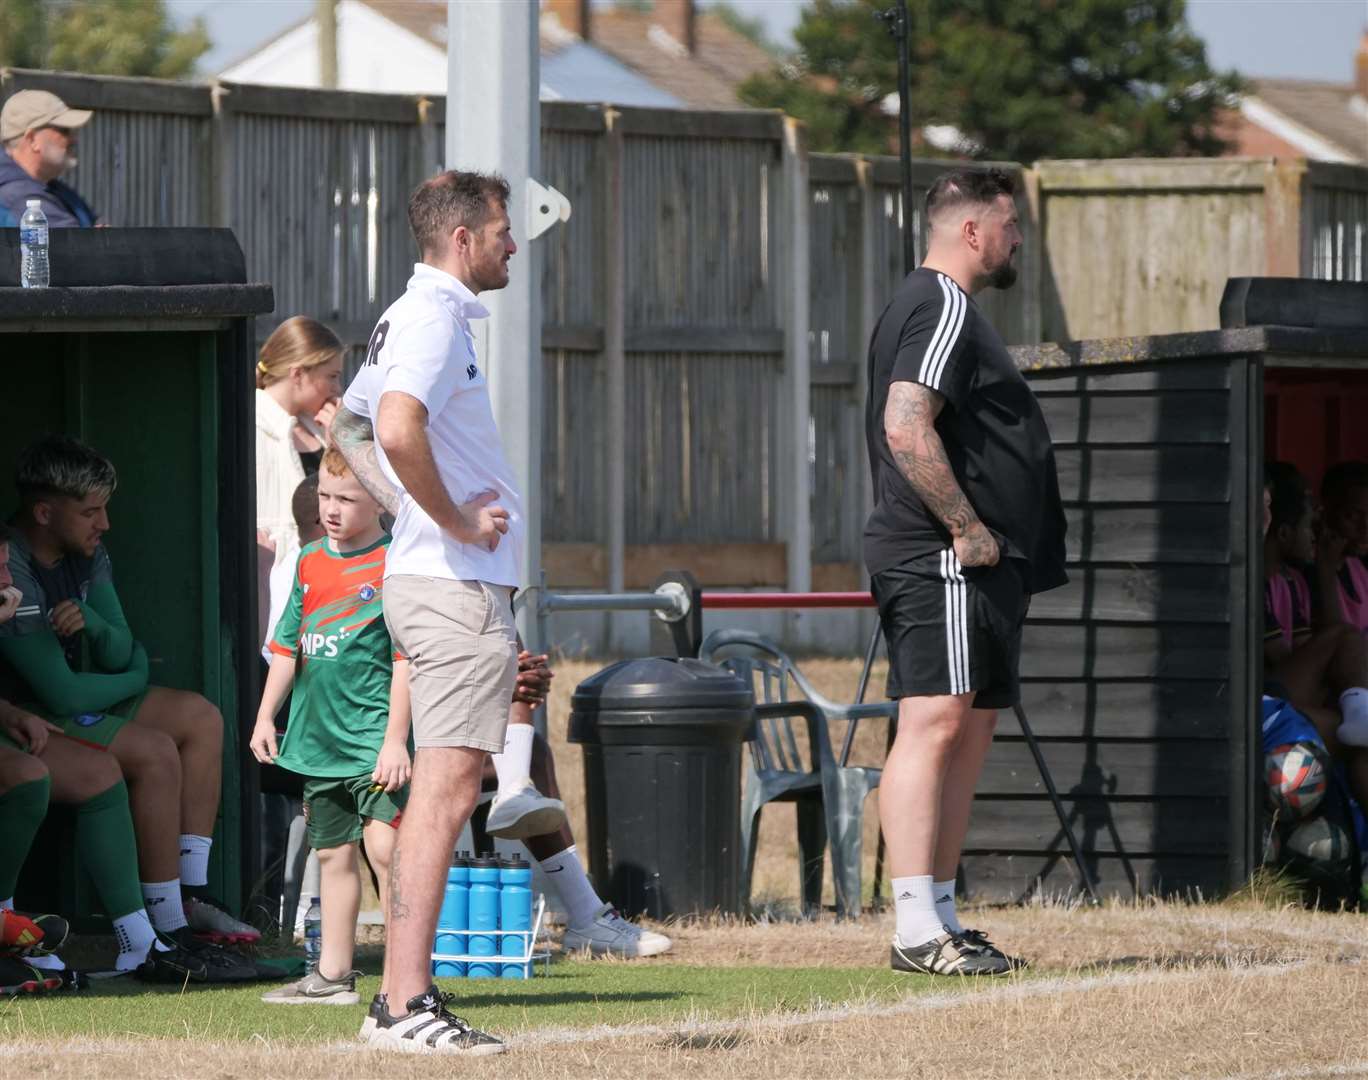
[649,570,702,658]
[526,178,571,240]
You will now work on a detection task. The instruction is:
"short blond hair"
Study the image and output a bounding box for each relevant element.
[256,317,344,389]
[320,447,351,477]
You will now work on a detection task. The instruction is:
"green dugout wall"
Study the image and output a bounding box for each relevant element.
[1,229,272,920]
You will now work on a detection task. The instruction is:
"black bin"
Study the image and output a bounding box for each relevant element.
[569,657,754,919]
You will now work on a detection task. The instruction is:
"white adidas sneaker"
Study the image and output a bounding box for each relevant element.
[486,781,567,840]
[363,985,505,1056]
[561,904,673,958]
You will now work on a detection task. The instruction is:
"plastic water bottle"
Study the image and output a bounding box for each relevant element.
[20,199,49,289]
[433,852,471,978]
[466,856,500,979]
[303,896,322,973]
[499,854,533,979]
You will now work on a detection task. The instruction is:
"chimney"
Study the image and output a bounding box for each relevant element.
[654,0,696,55]
[545,0,591,40]
[1356,29,1368,100]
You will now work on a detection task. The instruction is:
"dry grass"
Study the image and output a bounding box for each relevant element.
[8,901,1368,1079]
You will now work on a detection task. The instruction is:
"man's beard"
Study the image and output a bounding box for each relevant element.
[988,259,1017,290]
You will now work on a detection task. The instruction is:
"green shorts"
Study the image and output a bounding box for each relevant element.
[302,774,407,850]
[58,691,148,751]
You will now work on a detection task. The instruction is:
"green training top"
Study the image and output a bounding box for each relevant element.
[269,535,400,778]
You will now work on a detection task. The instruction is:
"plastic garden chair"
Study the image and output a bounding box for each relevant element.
[700,629,894,918]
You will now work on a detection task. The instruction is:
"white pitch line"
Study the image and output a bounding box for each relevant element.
[1215,1062,1368,1080]
[0,958,1313,1062]
[504,956,1309,1050]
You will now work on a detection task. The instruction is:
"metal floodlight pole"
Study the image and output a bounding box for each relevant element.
[879,0,916,276]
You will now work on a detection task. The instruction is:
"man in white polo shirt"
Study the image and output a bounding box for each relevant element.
[332,170,546,1055]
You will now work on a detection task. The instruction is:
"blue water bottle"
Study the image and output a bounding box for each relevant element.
[433,851,470,978]
[499,854,533,979]
[466,855,500,978]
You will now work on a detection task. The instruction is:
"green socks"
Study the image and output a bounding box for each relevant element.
[76,780,144,920]
[0,776,50,900]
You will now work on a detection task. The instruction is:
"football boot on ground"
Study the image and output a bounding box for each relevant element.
[136,928,258,984]
[364,985,504,1055]
[262,967,361,1005]
[561,904,672,958]
[0,954,61,994]
[890,931,1014,976]
[185,894,261,945]
[486,781,567,840]
[960,927,1029,971]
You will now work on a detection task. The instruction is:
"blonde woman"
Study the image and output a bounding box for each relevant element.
[255,317,345,644]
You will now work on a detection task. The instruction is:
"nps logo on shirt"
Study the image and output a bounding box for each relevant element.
[359,584,376,602]
[301,632,343,659]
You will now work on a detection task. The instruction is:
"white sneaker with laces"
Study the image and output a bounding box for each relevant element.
[485,781,567,840]
[561,904,672,958]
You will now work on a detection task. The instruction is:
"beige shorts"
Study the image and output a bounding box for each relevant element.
[382,575,517,753]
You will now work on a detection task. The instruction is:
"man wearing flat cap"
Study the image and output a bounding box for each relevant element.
[0,90,98,228]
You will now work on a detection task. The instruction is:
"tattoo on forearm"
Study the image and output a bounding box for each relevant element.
[885,382,988,552]
[331,406,401,515]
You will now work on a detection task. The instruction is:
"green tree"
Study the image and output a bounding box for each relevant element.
[740,0,1242,161]
[0,0,210,79]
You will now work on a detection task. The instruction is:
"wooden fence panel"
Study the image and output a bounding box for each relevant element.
[1306,162,1368,282]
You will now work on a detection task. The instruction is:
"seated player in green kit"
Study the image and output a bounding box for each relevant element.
[0,436,259,956]
[0,521,250,986]
[251,448,411,1005]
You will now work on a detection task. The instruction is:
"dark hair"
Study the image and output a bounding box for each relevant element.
[408,170,511,258]
[16,434,117,505]
[1323,461,1368,508]
[925,167,1016,223]
[0,520,9,546]
[1264,461,1309,532]
[291,473,320,534]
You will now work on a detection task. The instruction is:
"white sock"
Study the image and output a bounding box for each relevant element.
[141,879,188,933]
[28,953,65,971]
[933,879,963,934]
[179,834,212,888]
[1338,688,1368,747]
[892,875,944,946]
[114,909,168,971]
[538,845,603,928]
[492,723,535,794]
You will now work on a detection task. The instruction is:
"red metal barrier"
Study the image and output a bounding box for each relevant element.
[700,591,876,610]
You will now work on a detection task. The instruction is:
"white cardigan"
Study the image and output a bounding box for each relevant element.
[254,388,324,560]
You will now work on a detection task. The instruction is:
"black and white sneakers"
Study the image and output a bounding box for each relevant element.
[960,927,1029,971]
[362,985,505,1056]
[890,930,1017,976]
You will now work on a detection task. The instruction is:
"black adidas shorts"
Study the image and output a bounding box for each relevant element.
[871,550,1031,709]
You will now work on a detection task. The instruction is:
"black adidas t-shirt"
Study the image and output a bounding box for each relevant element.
[863,267,1068,593]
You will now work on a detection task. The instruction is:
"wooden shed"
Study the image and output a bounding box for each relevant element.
[961,278,1368,901]
[1,229,272,919]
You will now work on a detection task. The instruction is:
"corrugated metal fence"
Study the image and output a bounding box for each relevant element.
[3,68,1364,592]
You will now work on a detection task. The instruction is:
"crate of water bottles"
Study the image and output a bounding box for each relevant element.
[430,851,550,979]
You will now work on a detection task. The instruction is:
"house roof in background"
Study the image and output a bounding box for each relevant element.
[1247,77,1367,162]
[588,7,773,110]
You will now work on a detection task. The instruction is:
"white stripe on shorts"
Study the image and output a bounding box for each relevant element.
[940,549,969,694]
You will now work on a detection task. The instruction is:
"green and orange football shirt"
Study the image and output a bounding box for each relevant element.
[269,535,400,778]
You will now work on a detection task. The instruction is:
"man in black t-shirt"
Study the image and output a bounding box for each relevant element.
[865,168,1067,977]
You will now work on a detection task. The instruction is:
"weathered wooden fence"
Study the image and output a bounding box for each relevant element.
[4,67,1365,600]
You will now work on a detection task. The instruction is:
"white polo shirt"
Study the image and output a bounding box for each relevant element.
[342,263,523,588]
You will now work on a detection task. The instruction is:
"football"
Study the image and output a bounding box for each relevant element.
[1265,741,1330,820]
[1286,816,1352,864]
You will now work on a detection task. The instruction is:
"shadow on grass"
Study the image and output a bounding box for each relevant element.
[447,989,685,1008]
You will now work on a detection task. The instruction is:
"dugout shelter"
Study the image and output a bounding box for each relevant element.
[0,228,272,923]
[961,277,1368,900]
